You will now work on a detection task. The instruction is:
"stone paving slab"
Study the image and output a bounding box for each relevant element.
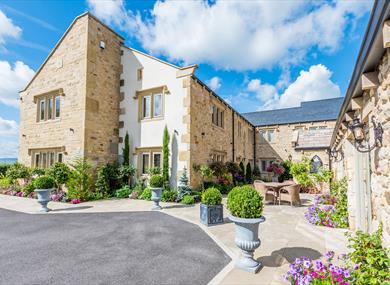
[0,194,350,285]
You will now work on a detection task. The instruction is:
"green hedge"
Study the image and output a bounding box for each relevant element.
[227,185,263,219]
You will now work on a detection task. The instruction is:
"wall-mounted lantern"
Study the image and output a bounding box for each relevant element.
[328,148,343,162]
[349,116,383,153]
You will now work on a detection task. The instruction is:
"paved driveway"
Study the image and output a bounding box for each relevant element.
[0,209,230,285]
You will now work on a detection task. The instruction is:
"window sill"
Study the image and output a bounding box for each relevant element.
[36,118,61,124]
[140,117,164,123]
[212,124,225,131]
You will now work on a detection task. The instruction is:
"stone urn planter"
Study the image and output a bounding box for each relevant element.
[33,175,56,213]
[149,174,164,210]
[34,189,53,212]
[227,185,265,274]
[150,187,162,210]
[229,215,266,273]
[200,187,224,226]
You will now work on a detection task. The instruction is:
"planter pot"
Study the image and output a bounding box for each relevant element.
[272,175,279,182]
[200,203,223,226]
[150,187,162,210]
[34,188,54,212]
[228,215,266,273]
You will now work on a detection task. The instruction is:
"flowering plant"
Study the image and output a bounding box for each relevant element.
[314,194,337,205]
[71,198,81,204]
[266,163,285,175]
[51,191,67,202]
[284,251,355,285]
[129,191,139,199]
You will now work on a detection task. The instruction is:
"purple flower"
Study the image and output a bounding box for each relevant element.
[343,269,350,278]
[324,250,335,261]
[303,260,311,269]
[314,260,324,271]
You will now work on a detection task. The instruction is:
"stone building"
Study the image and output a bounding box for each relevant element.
[243,98,342,179]
[18,12,254,188]
[330,0,390,246]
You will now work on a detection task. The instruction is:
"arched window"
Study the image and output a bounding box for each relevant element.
[310,155,323,173]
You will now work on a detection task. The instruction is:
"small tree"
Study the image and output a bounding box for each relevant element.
[67,158,93,201]
[177,167,192,201]
[245,163,252,183]
[162,126,170,187]
[239,161,245,177]
[253,164,260,177]
[195,164,214,191]
[123,132,130,166]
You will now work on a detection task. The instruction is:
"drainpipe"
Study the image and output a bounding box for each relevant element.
[232,112,235,161]
[253,126,256,166]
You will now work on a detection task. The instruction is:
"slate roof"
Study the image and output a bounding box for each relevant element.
[242,97,344,127]
[295,128,334,150]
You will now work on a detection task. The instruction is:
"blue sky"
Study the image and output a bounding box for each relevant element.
[0,0,373,157]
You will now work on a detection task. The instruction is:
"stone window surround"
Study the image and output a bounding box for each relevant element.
[212,105,224,129]
[259,128,276,144]
[134,146,163,175]
[29,146,65,168]
[33,88,64,123]
[209,150,227,163]
[135,86,168,122]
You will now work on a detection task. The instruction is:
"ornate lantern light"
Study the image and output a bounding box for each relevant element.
[348,116,383,153]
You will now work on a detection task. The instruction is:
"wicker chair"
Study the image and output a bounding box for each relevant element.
[279,184,301,206]
[253,181,276,204]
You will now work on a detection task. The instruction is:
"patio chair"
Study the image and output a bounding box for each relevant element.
[279,184,301,206]
[253,181,276,204]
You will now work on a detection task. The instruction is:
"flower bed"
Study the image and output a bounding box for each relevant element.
[305,178,348,228]
[284,251,355,285]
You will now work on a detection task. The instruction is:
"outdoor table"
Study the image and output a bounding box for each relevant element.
[262,181,295,201]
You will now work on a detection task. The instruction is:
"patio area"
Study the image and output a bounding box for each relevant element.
[0,193,349,285]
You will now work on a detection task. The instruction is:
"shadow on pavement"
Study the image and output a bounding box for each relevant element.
[258,247,322,267]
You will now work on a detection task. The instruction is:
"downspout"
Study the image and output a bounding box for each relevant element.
[232,112,235,161]
[253,126,256,166]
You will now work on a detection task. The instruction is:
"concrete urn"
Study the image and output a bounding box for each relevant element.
[228,215,266,273]
[34,188,54,212]
[150,187,162,210]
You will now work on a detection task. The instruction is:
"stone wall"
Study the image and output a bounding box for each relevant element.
[19,15,89,165]
[84,16,123,166]
[188,78,254,187]
[19,13,123,168]
[255,121,335,168]
[369,50,390,245]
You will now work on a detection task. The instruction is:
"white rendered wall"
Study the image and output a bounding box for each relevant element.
[119,47,188,187]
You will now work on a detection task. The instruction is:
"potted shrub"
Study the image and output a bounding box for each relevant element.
[227,185,265,273]
[200,187,223,226]
[33,175,55,212]
[149,174,164,210]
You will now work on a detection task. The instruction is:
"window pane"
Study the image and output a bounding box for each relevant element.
[48,97,53,120]
[153,153,161,168]
[55,96,60,118]
[260,131,266,143]
[261,161,266,172]
[49,152,55,166]
[268,130,275,142]
[212,106,216,124]
[220,111,224,128]
[40,100,45,121]
[35,154,40,167]
[143,96,151,118]
[142,153,150,174]
[153,94,162,117]
[58,153,63,163]
[42,153,47,168]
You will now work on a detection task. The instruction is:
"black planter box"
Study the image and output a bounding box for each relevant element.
[200,203,224,226]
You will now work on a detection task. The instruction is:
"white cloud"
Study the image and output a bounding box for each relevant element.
[0,117,18,158]
[207,76,222,91]
[0,60,35,108]
[88,0,371,71]
[0,9,22,50]
[249,64,341,110]
[0,117,18,136]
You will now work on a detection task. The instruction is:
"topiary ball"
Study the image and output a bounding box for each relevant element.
[33,175,55,189]
[202,187,222,205]
[149,175,164,188]
[227,185,263,219]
